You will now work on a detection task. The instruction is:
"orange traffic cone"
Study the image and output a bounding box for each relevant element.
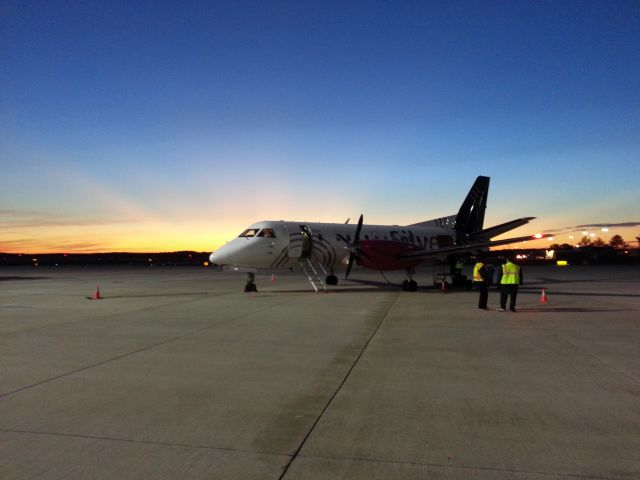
[271,273,276,283]
[540,288,547,304]
[92,285,102,300]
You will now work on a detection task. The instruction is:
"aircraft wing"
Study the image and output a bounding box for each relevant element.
[398,234,548,261]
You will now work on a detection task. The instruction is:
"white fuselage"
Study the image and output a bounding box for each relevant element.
[209,220,456,271]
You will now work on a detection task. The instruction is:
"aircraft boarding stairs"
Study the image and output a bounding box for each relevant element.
[299,257,327,293]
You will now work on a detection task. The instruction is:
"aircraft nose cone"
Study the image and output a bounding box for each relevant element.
[210,245,233,266]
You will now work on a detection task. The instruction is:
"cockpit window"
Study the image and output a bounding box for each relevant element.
[239,228,259,238]
[257,228,276,238]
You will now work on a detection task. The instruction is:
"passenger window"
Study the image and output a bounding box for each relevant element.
[257,228,276,238]
[239,229,259,238]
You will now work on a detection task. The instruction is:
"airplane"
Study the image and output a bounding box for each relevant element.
[209,176,547,292]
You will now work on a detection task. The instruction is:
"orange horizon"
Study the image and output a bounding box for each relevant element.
[2,215,638,255]
[4,240,638,256]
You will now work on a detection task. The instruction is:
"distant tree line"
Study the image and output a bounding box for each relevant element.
[0,251,211,266]
[551,234,640,251]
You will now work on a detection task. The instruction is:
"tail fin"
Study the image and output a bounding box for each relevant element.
[454,176,489,238]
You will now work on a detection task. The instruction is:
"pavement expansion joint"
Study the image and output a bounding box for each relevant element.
[552,332,640,385]
[297,453,620,480]
[0,302,285,399]
[0,289,240,339]
[279,293,401,480]
[1,428,290,459]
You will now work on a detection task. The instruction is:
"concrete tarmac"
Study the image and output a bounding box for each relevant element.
[1,264,639,479]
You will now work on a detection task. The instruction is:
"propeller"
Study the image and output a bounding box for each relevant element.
[345,214,364,279]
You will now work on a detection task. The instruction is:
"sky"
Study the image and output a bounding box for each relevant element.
[1,0,639,253]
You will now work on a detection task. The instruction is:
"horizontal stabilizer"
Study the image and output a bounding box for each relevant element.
[469,217,535,241]
[398,232,550,261]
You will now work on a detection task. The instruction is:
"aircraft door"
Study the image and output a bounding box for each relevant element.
[299,225,313,259]
[284,224,313,260]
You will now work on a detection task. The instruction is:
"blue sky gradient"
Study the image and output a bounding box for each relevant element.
[1,1,639,252]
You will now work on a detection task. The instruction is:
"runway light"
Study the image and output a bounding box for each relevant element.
[601,228,609,232]
[589,233,596,237]
[568,235,574,239]
[203,261,209,267]
[534,233,543,239]
[548,237,554,241]
[557,260,568,266]
[582,231,588,235]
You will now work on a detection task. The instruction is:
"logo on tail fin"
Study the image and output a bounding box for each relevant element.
[454,176,489,239]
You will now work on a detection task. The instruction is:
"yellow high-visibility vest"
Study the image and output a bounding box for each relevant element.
[501,262,520,284]
[473,262,484,282]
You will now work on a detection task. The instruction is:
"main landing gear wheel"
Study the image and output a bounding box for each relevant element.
[325,275,338,286]
[402,280,418,292]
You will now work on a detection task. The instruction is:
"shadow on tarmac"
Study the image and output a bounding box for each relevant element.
[514,307,635,313]
[0,276,50,281]
[267,287,398,294]
[85,292,210,300]
[518,289,640,298]
[528,278,639,285]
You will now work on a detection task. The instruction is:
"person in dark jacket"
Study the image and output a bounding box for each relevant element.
[473,257,489,310]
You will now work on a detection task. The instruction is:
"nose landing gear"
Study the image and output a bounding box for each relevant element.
[402,269,418,291]
[244,272,258,293]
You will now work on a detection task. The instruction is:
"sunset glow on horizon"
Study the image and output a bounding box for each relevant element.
[2,2,639,254]
[2,197,639,254]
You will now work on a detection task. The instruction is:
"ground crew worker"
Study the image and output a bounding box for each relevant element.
[498,256,523,312]
[473,257,489,310]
